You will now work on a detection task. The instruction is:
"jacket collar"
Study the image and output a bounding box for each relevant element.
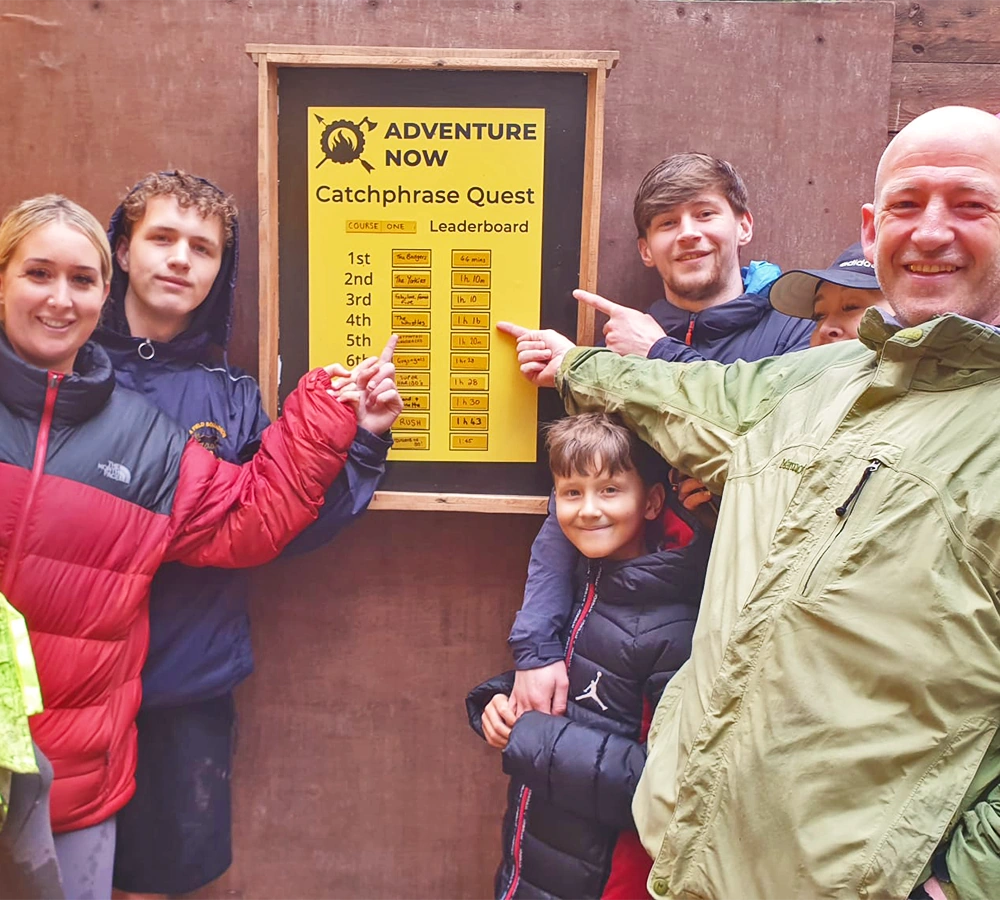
[655,292,772,342]
[860,308,1000,373]
[0,332,116,424]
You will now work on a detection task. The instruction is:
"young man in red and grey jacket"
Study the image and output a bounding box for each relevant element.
[506,152,811,724]
[98,172,401,898]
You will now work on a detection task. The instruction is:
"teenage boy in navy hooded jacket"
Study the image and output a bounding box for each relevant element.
[506,153,812,718]
[99,172,401,897]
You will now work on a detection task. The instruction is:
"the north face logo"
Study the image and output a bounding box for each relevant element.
[97,460,132,485]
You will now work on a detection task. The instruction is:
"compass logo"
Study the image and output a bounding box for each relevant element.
[315,114,378,173]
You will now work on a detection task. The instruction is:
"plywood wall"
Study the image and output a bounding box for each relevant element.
[8,1,997,896]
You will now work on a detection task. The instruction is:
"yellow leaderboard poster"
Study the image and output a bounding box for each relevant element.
[307,106,545,463]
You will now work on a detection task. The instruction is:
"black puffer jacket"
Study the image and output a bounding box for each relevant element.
[467,505,710,899]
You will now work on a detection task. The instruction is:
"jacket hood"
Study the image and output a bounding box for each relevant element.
[98,174,239,359]
[860,308,1000,379]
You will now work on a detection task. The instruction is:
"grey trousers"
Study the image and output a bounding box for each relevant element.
[0,744,64,900]
[52,817,116,900]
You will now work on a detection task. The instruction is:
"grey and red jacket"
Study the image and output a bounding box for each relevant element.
[0,332,356,833]
[467,503,710,899]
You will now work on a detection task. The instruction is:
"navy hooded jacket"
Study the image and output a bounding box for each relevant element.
[98,182,390,707]
[468,504,710,898]
[509,269,813,668]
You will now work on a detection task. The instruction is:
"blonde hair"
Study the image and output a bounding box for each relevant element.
[0,195,112,285]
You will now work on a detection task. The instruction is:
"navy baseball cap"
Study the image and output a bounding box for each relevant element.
[770,243,880,319]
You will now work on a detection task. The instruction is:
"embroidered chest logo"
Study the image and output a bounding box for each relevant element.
[575,671,609,711]
[97,460,132,485]
[779,458,805,475]
[189,421,227,457]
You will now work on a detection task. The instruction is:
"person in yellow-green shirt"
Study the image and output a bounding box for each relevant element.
[0,591,63,900]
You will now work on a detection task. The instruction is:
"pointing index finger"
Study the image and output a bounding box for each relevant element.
[380,334,399,363]
[497,321,530,339]
[573,289,621,316]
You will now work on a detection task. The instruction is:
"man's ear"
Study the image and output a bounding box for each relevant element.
[737,210,754,248]
[115,235,131,273]
[645,482,666,520]
[637,236,655,269]
[861,204,877,263]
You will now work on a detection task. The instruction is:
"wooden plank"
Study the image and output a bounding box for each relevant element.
[894,1,1000,64]
[255,57,280,420]
[368,491,548,514]
[246,43,620,69]
[890,62,1000,134]
[576,62,610,344]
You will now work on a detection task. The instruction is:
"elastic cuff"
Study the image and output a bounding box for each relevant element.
[352,426,393,460]
[511,641,565,670]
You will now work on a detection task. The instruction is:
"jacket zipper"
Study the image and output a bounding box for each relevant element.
[835,460,882,517]
[501,566,602,899]
[2,373,62,596]
[800,458,883,596]
[684,315,696,346]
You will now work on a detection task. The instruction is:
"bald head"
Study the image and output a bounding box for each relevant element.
[862,106,1000,328]
[874,107,1000,204]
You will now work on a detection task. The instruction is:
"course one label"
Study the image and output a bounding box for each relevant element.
[307,106,544,462]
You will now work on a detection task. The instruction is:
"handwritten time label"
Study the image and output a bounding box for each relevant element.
[307,106,543,462]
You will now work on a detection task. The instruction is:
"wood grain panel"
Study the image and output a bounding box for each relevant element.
[890,62,1000,134]
[0,2,896,896]
[894,1,1000,64]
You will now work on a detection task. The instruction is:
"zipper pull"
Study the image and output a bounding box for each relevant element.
[835,459,882,517]
[138,339,155,360]
[684,316,696,346]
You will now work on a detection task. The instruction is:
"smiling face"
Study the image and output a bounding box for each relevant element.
[637,191,752,310]
[810,283,892,347]
[862,108,1000,327]
[116,194,224,342]
[0,221,108,373]
[553,462,665,561]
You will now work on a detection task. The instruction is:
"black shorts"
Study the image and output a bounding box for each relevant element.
[112,694,236,895]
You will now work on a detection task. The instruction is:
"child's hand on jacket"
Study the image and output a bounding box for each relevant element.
[482,694,518,750]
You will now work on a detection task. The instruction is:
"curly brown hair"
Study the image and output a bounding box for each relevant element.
[120,171,237,246]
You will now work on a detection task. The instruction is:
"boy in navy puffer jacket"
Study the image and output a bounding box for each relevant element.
[467,414,709,899]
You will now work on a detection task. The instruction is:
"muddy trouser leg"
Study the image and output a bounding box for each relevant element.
[0,742,65,900]
[52,816,116,900]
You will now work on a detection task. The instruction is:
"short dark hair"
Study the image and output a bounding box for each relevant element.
[633,152,750,237]
[120,171,237,246]
[545,412,667,487]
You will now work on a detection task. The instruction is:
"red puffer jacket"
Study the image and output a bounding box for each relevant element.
[0,336,356,833]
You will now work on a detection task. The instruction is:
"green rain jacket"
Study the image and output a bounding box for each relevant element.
[0,590,42,829]
[556,310,1000,900]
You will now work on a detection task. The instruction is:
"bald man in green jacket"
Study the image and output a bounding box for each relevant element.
[500,106,1000,900]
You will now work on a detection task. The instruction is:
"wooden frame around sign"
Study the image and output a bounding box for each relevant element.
[246,45,618,513]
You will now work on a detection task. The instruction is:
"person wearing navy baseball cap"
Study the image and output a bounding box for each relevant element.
[770,242,892,346]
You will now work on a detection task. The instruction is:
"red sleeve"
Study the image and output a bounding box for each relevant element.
[164,367,357,567]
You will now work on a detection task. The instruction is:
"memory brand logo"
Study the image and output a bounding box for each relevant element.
[97,460,132,485]
[779,459,805,475]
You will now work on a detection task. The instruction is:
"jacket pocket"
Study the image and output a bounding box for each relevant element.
[858,716,997,899]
